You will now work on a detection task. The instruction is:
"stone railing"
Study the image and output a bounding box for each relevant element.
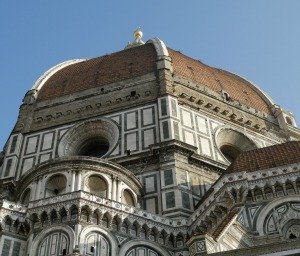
[27,190,188,232]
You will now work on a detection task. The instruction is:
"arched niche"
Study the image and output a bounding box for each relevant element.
[78,226,118,256]
[30,225,75,256]
[45,174,67,198]
[86,175,108,198]
[58,118,119,158]
[122,189,136,207]
[84,232,110,256]
[38,232,69,256]
[215,128,257,163]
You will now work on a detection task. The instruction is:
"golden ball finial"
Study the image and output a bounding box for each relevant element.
[125,27,144,48]
[134,27,143,40]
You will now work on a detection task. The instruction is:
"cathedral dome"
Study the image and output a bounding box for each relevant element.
[2,32,300,256]
[32,39,274,116]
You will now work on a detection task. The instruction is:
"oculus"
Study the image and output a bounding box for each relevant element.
[58,118,119,158]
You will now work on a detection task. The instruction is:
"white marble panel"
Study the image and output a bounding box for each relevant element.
[126,112,137,130]
[142,108,153,126]
[182,109,193,128]
[196,116,208,134]
[39,153,51,163]
[23,158,34,173]
[183,130,195,146]
[143,129,154,148]
[200,137,211,156]
[125,133,137,151]
[145,176,155,193]
[26,136,38,154]
[42,133,53,150]
[146,198,156,214]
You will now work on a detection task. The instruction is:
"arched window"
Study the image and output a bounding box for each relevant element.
[122,189,135,207]
[84,232,110,256]
[45,174,67,198]
[38,232,69,256]
[86,175,108,198]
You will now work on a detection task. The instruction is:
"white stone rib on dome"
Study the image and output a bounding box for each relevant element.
[147,38,169,57]
[31,59,86,91]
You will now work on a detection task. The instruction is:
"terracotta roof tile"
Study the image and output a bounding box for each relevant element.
[168,48,272,114]
[37,43,274,116]
[37,44,157,101]
[226,141,300,173]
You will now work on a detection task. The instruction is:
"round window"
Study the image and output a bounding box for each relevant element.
[78,137,110,158]
[216,128,257,163]
[58,118,119,158]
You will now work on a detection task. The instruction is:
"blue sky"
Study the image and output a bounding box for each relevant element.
[1,1,300,149]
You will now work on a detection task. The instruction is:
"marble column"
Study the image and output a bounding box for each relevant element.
[76,171,82,191]
[111,175,116,201]
[71,171,76,192]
